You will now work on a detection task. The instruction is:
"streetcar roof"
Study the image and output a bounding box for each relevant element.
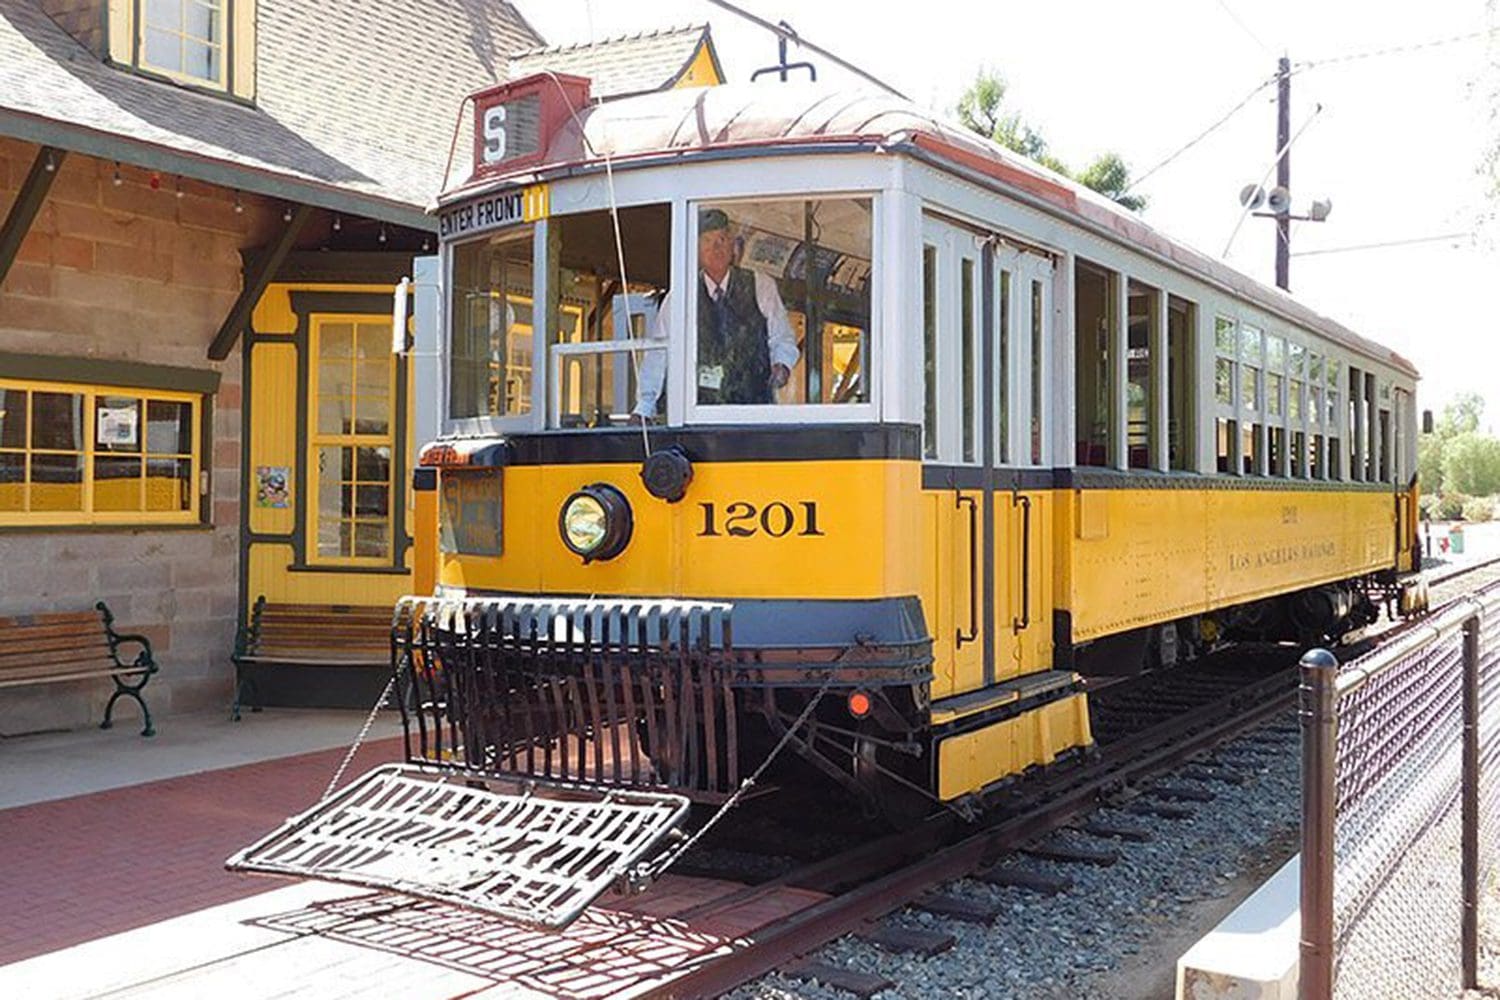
[442,82,1416,378]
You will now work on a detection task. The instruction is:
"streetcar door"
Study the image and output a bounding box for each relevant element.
[994,246,1056,681]
[919,216,985,700]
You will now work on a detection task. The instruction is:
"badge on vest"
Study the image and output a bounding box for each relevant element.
[698,365,725,391]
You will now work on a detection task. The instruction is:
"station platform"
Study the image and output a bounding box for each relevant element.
[0,708,823,998]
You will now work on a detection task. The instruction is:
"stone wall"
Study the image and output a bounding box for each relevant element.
[0,137,281,735]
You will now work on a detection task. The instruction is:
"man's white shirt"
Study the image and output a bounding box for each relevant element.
[633,269,800,418]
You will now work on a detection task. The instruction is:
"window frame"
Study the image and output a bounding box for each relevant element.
[0,376,202,528]
[304,314,399,568]
[131,0,236,92]
[683,193,881,427]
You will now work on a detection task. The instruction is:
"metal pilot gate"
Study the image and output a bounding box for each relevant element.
[238,261,418,708]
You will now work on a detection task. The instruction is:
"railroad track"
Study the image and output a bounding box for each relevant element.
[647,556,1500,999]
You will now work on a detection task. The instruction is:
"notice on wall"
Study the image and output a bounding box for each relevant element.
[96,404,139,448]
[256,466,291,509]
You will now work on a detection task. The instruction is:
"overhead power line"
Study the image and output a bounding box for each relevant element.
[1290,232,1474,257]
[1295,27,1497,72]
[700,0,908,98]
[1214,0,1276,57]
[1126,74,1280,192]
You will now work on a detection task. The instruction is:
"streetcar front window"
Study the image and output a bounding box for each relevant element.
[449,230,535,420]
[687,198,872,410]
[547,204,671,428]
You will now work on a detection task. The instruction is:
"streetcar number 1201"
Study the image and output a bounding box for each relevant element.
[698,501,824,538]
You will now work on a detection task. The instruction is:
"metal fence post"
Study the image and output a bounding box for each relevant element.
[1463,612,1481,990]
[1300,647,1339,1000]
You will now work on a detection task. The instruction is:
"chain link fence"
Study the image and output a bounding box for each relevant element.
[1301,585,1500,1000]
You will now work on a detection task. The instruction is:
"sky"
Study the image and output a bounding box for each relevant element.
[514,0,1499,423]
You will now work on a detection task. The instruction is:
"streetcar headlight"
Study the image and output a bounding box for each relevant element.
[559,484,632,563]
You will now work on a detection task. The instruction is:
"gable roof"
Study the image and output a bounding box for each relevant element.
[0,0,544,226]
[508,24,720,100]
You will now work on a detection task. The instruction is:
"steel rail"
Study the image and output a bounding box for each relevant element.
[648,671,1301,999]
[649,561,1500,999]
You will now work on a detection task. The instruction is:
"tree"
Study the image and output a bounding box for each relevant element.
[1419,432,1446,494]
[1438,392,1484,437]
[1441,432,1500,496]
[955,70,1146,211]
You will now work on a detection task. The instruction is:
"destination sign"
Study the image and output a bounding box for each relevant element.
[437,184,549,241]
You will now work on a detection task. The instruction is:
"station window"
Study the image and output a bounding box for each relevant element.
[309,316,397,563]
[546,204,670,427]
[0,379,200,526]
[139,0,228,87]
[1126,281,1155,469]
[1075,261,1115,466]
[690,199,872,413]
[1167,297,1194,471]
[450,230,535,420]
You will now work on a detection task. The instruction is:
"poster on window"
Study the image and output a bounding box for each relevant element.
[96,404,138,448]
[256,466,291,508]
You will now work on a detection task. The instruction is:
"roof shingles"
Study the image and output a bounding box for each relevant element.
[508,24,712,99]
[0,0,544,215]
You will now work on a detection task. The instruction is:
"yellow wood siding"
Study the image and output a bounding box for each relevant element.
[247,341,295,536]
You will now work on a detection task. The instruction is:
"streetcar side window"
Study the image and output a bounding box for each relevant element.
[690,198,872,410]
[1074,260,1115,467]
[1167,296,1194,472]
[1126,280,1154,470]
[546,204,671,428]
[449,230,535,420]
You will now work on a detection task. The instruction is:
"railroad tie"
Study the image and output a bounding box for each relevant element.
[1148,783,1216,803]
[1181,765,1246,785]
[915,892,1004,924]
[787,962,894,999]
[1021,842,1121,866]
[1124,800,1195,820]
[858,924,957,957]
[973,866,1072,894]
[1076,818,1153,842]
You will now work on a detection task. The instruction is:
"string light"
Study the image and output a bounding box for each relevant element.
[175,175,185,199]
[331,213,342,232]
[43,150,56,173]
[111,162,122,186]
[282,205,293,222]
[233,190,243,214]
[378,223,387,244]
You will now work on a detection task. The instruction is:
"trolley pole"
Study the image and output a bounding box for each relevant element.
[1299,647,1338,1000]
[1462,613,1481,990]
[1275,55,1292,291]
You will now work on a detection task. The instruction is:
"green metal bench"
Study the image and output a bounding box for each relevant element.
[0,602,158,736]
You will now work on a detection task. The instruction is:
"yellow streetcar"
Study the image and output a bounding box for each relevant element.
[396,74,1424,823]
[228,74,1429,927]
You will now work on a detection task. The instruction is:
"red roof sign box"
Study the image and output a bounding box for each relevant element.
[470,73,592,182]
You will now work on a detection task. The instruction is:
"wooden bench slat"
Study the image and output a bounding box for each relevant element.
[0,646,114,670]
[0,611,103,629]
[0,621,108,643]
[0,662,149,686]
[0,634,113,656]
[237,655,388,668]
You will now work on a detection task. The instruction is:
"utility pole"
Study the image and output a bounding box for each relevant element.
[1275,55,1291,291]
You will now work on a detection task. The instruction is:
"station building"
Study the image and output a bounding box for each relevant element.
[0,0,723,735]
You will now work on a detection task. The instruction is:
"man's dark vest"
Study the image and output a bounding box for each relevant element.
[697,266,772,405]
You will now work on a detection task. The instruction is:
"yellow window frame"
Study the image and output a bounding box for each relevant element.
[305,313,397,567]
[0,376,201,528]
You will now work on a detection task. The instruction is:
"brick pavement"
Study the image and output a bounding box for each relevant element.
[0,735,403,966]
